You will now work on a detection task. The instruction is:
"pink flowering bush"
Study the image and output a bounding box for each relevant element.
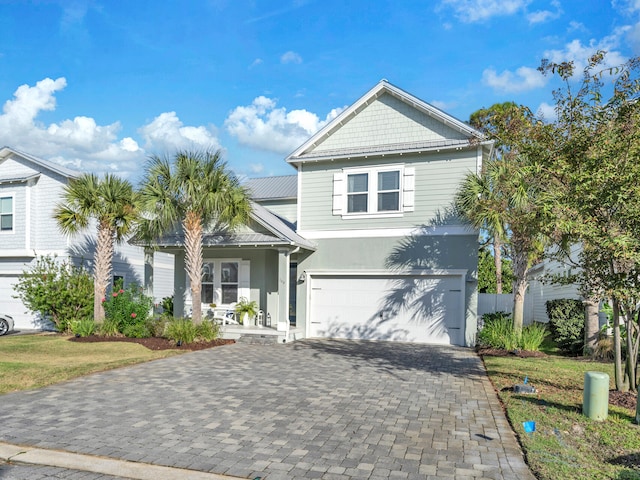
[101,279,153,337]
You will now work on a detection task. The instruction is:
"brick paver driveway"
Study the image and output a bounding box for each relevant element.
[0,340,534,479]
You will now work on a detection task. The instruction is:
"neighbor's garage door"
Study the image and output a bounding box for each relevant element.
[308,275,464,345]
[0,276,29,328]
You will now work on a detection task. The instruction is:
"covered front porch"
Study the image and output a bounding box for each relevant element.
[141,202,316,342]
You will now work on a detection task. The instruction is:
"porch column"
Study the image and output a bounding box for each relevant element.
[174,250,186,318]
[276,248,290,332]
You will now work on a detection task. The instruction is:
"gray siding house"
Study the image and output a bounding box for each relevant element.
[0,147,174,330]
[150,80,491,346]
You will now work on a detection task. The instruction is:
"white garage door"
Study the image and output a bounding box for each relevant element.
[308,275,464,345]
[0,276,32,329]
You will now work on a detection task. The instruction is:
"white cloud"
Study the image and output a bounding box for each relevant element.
[0,77,225,179]
[138,112,221,153]
[543,31,629,74]
[249,58,263,68]
[536,102,557,121]
[482,66,547,92]
[613,0,640,14]
[438,0,530,22]
[281,51,302,64]
[249,163,264,174]
[225,96,344,154]
[430,100,457,111]
[0,77,145,177]
[568,20,586,33]
[527,0,562,25]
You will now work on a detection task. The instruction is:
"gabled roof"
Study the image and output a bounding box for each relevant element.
[286,79,491,165]
[138,201,315,251]
[245,175,297,200]
[0,146,81,179]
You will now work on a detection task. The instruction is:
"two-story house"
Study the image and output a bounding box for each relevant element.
[0,147,174,330]
[148,80,490,346]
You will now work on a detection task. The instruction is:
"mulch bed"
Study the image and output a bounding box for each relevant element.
[69,335,235,351]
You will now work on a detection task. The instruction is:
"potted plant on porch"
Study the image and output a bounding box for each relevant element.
[235,297,258,327]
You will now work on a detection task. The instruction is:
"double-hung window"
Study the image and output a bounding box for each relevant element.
[0,196,13,232]
[377,171,400,211]
[201,260,243,305]
[347,173,369,213]
[340,166,410,215]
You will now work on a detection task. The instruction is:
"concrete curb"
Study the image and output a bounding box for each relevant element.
[0,442,246,480]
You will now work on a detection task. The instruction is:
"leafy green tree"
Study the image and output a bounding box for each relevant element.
[55,174,139,322]
[138,150,251,323]
[478,246,513,294]
[456,103,550,332]
[539,52,640,392]
[14,255,94,332]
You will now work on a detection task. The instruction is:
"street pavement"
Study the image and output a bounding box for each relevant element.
[0,339,535,479]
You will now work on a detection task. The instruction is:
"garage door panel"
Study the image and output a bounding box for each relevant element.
[0,276,32,329]
[309,275,463,345]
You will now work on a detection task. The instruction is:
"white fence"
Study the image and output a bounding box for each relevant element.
[478,292,539,326]
[478,294,513,318]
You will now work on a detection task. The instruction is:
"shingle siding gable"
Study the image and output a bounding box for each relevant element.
[311,93,468,154]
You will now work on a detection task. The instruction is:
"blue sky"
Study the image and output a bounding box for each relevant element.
[0,0,636,182]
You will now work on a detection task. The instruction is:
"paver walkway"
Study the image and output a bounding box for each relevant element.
[0,340,535,479]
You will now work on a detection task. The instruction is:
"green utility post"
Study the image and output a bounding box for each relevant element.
[583,371,609,421]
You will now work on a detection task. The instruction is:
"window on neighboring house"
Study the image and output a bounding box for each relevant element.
[0,196,13,231]
[201,260,242,305]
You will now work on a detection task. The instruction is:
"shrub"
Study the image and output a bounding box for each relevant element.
[196,319,220,341]
[13,255,94,332]
[165,318,197,345]
[520,322,547,351]
[102,280,154,337]
[122,323,151,338]
[98,317,120,336]
[160,295,174,316]
[147,317,168,338]
[546,299,584,355]
[478,312,520,350]
[70,318,96,337]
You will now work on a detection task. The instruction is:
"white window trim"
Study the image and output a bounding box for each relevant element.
[0,193,15,235]
[200,258,249,306]
[333,165,415,218]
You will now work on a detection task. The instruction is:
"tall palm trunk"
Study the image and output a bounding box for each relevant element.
[511,243,529,333]
[184,211,203,324]
[494,237,503,294]
[94,221,115,322]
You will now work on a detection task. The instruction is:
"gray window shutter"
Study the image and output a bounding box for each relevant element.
[332,172,345,215]
[403,167,415,212]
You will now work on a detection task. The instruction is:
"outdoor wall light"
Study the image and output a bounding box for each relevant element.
[298,271,307,283]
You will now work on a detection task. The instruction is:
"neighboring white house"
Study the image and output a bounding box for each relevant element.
[0,146,174,330]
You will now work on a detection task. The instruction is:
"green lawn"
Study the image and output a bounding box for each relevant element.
[0,334,183,395]
[484,353,640,480]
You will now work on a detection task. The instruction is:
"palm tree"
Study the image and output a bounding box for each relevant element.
[138,150,251,323]
[455,161,507,294]
[55,174,139,322]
